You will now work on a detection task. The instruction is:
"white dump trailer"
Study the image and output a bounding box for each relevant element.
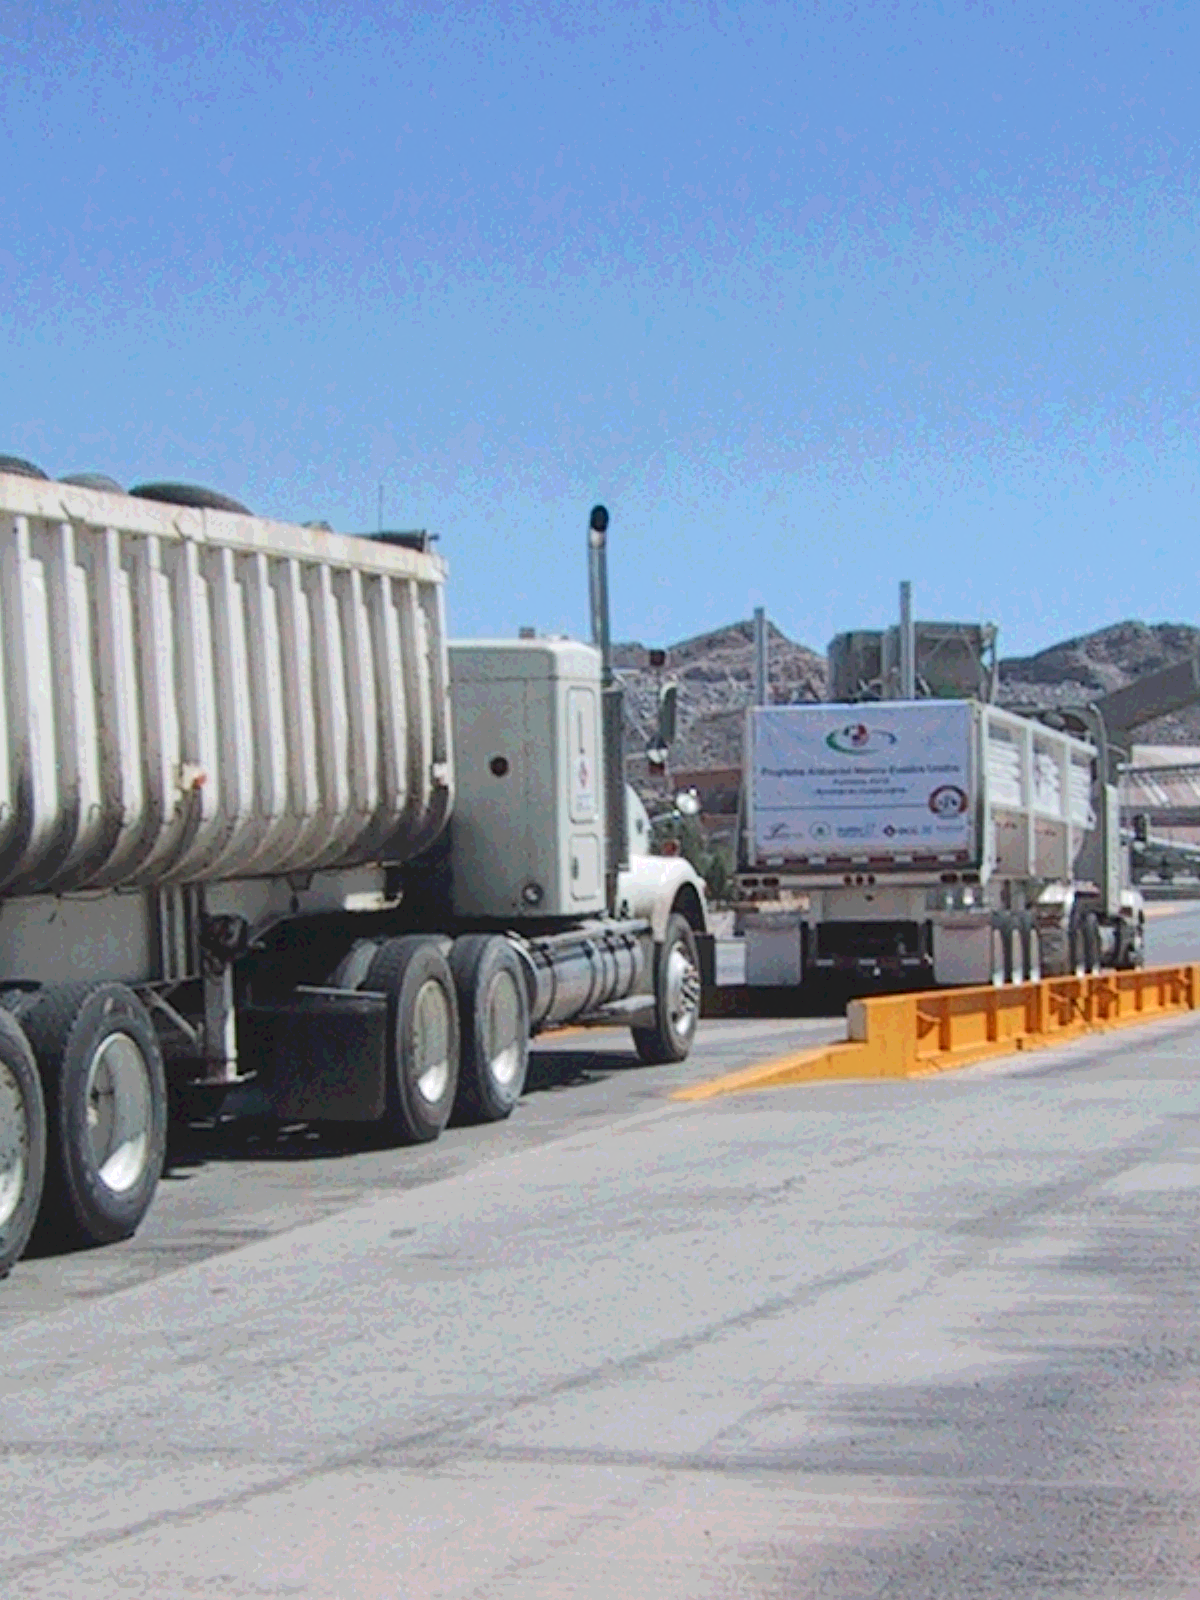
[0,472,708,1275]
[737,699,1143,992]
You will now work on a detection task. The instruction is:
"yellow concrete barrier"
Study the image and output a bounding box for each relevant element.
[675,963,1200,1101]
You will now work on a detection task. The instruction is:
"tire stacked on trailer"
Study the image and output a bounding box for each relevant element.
[0,984,167,1271]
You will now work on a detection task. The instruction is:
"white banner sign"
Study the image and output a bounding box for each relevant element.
[748,702,975,861]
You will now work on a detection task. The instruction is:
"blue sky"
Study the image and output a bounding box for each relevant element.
[2,1,1196,659]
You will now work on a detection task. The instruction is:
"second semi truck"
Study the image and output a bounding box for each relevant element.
[737,696,1145,991]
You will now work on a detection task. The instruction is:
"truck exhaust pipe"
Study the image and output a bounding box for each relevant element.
[588,504,628,907]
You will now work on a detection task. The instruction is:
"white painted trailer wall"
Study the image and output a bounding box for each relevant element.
[0,473,452,898]
[742,699,1096,886]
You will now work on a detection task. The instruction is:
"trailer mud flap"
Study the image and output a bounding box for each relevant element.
[693,931,716,990]
[241,987,389,1122]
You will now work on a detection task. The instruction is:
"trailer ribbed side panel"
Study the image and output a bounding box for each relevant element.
[0,474,452,894]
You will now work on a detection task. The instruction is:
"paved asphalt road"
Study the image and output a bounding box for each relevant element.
[1,904,1197,1328]
[2,906,1200,1595]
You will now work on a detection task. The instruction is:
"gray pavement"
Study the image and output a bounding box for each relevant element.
[6,1005,1200,1595]
[6,905,1197,1331]
[0,1013,845,1329]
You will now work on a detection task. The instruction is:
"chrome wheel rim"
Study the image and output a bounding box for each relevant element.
[665,941,701,1040]
[485,970,524,1089]
[85,1032,153,1194]
[0,1060,29,1229]
[411,980,452,1104]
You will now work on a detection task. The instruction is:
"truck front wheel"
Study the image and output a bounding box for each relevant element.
[632,914,702,1065]
[364,938,460,1144]
[0,1011,46,1277]
[450,936,530,1124]
[19,983,167,1249]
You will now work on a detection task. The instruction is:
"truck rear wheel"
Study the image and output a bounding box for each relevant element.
[1120,915,1146,969]
[363,938,460,1144]
[20,983,166,1249]
[991,914,1014,986]
[449,936,530,1124]
[0,1011,46,1277]
[632,914,702,1065]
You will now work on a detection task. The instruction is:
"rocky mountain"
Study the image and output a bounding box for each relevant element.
[996,622,1200,742]
[615,621,825,775]
[618,618,1200,778]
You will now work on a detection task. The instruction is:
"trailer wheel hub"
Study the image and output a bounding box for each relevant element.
[486,970,525,1089]
[411,980,454,1105]
[85,1031,154,1195]
[0,1060,30,1228]
[666,944,701,1039]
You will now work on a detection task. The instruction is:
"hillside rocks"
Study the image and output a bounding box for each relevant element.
[615,621,825,772]
[997,622,1200,743]
[617,617,1200,776]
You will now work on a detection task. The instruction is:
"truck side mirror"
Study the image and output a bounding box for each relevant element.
[656,682,678,748]
[1132,812,1149,843]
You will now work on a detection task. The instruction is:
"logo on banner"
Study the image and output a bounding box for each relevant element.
[825,723,898,755]
[928,784,969,816]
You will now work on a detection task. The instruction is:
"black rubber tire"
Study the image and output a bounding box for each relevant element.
[20,983,167,1249]
[0,454,48,479]
[1068,909,1101,974]
[631,913,702,1065]
[0,1011,46,1278]
[329,938,381,991]
[363,938,460,1144]
[449,935,530,1124]
[130,481,252,515]
[59,472,124,493]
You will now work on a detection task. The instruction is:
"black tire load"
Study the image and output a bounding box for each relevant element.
[18,983,167,1248]
[362,937,460,1144]
[59,472,125,493]
[0,454,48,479]
[130,482,252,514]
[0,1010,46,1277]
[449,935,530,1124]
[632,913,702,1065]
